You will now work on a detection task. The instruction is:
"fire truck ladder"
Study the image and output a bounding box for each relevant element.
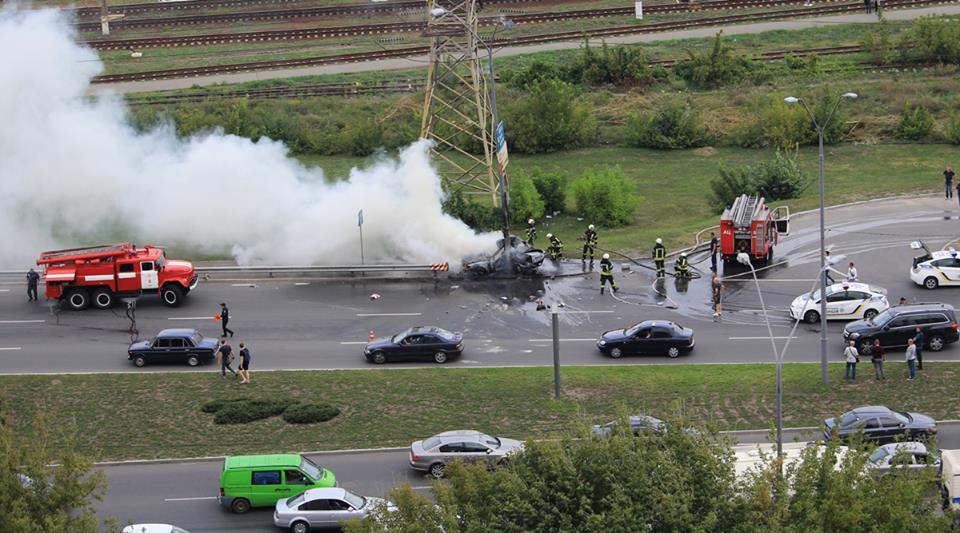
[733,195,758,229]
[38,242,132,263]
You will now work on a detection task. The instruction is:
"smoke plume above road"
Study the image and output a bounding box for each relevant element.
[0,7,496,268]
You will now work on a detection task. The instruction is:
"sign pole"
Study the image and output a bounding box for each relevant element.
[358,209,365,265]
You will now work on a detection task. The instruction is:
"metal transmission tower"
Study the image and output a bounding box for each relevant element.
[420,0,499,206]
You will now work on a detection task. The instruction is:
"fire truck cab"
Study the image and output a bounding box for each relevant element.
[719,195,790,264]
[37,243,198,310]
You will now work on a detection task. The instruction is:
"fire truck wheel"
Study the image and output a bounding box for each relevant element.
[803,310,820,324]
[66,289,90,310]
[92,287,114,309]
[161,284,184,307]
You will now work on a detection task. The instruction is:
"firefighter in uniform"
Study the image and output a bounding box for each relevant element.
[653,238,666,278]
[581,224,598,263]
[525,219,537,246]
[546,233,563,262]
[599,253,618,294]
[674,252,690,278]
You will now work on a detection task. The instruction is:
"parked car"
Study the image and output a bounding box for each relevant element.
[868,442,941,475]
[597,320,694,358]
[364,326,463,364]
[842,303,959,355]
[409,430,524,478]
[823,406,937,444]
[127,328,218,367]
[592,415,666,437]
[219,454,337,514]
[789,282,888,323]
[273,488,395,532]
[462,235,544,276]
[909,241,960,289]
[122,526,190,533]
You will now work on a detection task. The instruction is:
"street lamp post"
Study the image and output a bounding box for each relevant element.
[737,252,782,458]
[784,92,857,385]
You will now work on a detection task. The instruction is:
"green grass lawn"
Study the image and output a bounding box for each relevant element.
[4,362,958,461]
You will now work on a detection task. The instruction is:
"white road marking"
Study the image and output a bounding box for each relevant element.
[0,289,10,292]
[356,312,422,317]
[294,282,310,286]
[724,279,815,282]
[528,338,595,342]
[0,319,44,324]
[339,341,368,345]
[164,496,217,502]
[168,316,215,320]
[728,336,799,340]
[561,310,615,314]
[230,283,257,287]
[0,347,22,351]
[460,359,481,364]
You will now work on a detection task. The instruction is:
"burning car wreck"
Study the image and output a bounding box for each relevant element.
[462,236,545,276]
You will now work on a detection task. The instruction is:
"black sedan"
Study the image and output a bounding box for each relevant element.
[363,326,464,364]
[127,328,219,367]
[823,406,937,444]
[597,320,694,358]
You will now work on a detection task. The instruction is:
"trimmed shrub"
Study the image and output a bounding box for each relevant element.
[282,403,341,424]
[897,104,935,140]
[626,102,710,150]
[530,169,569,214]
[709,151,807,212]
[201,399,230,413]
[571,167,639,227]
[507,173,545,226]
[503,79,597,154]
[210,399,298,425]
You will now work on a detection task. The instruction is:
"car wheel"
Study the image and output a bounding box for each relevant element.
[290,520,310,533]
[187,355,200,367]
[924,277,939,290]
[66,289,90,310]
[133,355,147,368]
[609,347,623,359]
[92,287,114,309]
[858,340,873,356]
[161,284,184,307]
[929,335,945,351]
[429,462,445,478]
[667,346,681,358]
[863,308,878,320]
[371,351,386,364]
[230,497,250,514]
[804,310,820,324]
[433,351,448,364]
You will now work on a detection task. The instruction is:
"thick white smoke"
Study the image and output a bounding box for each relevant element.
[0,7,497,268]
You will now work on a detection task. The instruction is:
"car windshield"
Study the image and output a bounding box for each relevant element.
[300,457,323,480]
[870,309,896,325]
[343,490,366,509]
[172,528,190,533]
[893,411,911,424]
[433,328,456,341]
[286,494,306,507]
[422,437,442,451]
[478,433,500,448]
[670,324,684,335]
[625,322,649,337]
[190,332,203,346]
[392,329,413,344]
[868,448,890,463]
[156,256,166,270]
[840,413,860,427]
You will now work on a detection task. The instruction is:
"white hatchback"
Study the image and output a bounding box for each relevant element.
[789,282,889,323]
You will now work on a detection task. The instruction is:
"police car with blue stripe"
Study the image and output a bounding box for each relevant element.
[910,241,960,289]
[790,282,889,324]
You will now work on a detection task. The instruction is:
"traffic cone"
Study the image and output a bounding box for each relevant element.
[368,329,375,341]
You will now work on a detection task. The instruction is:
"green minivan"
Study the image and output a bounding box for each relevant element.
[217,454,337,513]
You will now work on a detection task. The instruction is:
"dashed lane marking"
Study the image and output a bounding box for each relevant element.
[164,496,217,502]
[168,316,215,320]
[528,338,595,342]
[294,282,310,286]
[339,341,368,345]
[728,336,799,340]
[0,289,10,292]
[0,319,44,324]
[723,279,815,282]
[0,347,22,351]
[561,310,615,314]
[356,312,422,317]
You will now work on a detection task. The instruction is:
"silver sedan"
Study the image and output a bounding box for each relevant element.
[409,429,524,478]
[273,488,393,532]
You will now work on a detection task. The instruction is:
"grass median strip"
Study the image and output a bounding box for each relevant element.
[4,362,958,462]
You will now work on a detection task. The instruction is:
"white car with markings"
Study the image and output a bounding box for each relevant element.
[910,243,960,289]
[789,282,889,323]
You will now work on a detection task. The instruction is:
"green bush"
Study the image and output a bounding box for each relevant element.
[529,169,569,214]
[507,174,545,226]
[503,79,597,154]
[897,103,935,140]
[503,59,564,89]
[625,102,710,150]
[709,151,808,212]
[210,399,298,425]
[945,114,960,145]
[567,40,653,87]
[860,15,896,65]
[674,32,766,89]
[282,403,341,424]
[201,399,230,413]
[570,167,639,227]
[442,191,500,231]
[734,96,846,150]
[903,15,960,64]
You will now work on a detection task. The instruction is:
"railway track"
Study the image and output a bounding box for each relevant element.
[92,0,949,84]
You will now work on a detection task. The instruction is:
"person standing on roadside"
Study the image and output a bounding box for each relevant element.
[217,338,237,379]
[709,232,719,273]
[238,342,251,384]
[844,340,859,381]
[711,271,724,320]
[26,268,39,302]
[219,302,234,338]
[944,165,955,200]
[846,262,858,282]
[871,339,885,380]
[863,0,872,13]
[905,338,918,380]
[913,326,924,370]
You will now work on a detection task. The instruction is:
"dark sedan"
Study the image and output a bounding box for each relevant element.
[597,320,694,358]
[127,328,218,367]
[823,406,937,444]
[364,326,463,364]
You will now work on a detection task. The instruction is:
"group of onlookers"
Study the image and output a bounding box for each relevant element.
[843,327,924,382]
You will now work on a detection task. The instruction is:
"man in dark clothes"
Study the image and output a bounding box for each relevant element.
[945,165,955,200]
[219,302,234,337]
[26,268,40,301]
[218,339,237,379]
[709,232,719,272]
[914,327,924,370]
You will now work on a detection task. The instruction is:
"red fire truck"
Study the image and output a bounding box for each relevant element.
[37,243,198,310]
[719,195,790,264]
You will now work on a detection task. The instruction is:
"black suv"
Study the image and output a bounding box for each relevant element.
[843,303,958,355]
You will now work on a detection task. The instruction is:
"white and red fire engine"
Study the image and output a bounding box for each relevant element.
[719,195,790,264]
[37,243,198,309]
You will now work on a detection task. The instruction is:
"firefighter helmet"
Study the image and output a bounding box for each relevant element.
[602,253,610,260]
[528,219,534,225]
[681,252,687,257]
[546,233,553,239]
[588,224,595,230]
[656,238,662,244]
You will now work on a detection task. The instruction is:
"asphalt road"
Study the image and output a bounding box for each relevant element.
[99,422,960,532]
[3,196,960,374]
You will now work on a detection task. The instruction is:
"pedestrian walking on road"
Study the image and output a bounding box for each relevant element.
[711,271,724,320]
[238,342,251,384]
[823,250,837,284]
[844,340,859,381]
[219,302,234,338]
[709,232,719,273]
[905,338,918,380]
[218,339,237,379]
[871,339,885,380]
[846,262,858,282]
[914,326,924,370]
[944,166,955,199]
[26,268,39,302]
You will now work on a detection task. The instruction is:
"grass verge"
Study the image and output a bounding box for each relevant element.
[5,362,958,461]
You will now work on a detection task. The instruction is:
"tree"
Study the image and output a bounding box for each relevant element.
[571,167,639,227]
[507,173,545,226]
[519,167,568,215]
[503,79,597,154]
[0,405,110,532]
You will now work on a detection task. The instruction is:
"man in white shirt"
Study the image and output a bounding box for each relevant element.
[847,262,858,282]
